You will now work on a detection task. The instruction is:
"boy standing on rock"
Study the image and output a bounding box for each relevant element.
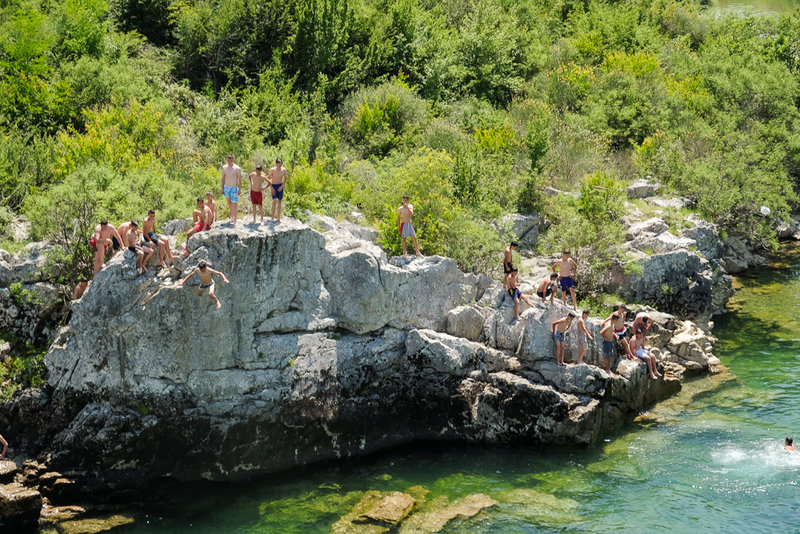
[205,192,218,226]
[248,165,267,224]
[398,194,422,257]
[576,310,593,364]
[123,220,149,275]
[268,158,289,223]
[221,154,242,224]
[599,317,617,373]
[89,220,124,276]
[503,242,519,289]
[604,304,635,360]
[179,261,229,309]
[552,250,578,310]
[552,311,576,366]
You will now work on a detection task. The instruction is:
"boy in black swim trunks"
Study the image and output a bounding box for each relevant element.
[503,242,519,290]
[178,261,229,309]
[537,273,558,303]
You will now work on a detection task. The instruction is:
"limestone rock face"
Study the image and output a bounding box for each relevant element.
[626,179,661,199]
[0,217,718,493]
[497,213,545,247]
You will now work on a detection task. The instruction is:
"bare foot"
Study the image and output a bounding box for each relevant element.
[650,374,658,379]
[216,300,222,309]
[160,261,168,269]
[416,252,423,258]
[137,267,143,275]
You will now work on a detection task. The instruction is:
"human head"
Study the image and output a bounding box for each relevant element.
[582,310,589,318]
[148,209,155,216]
[549,273,558,280]
[226,154,234,163]
[198,261,207,270]
[402,194,409,203]
[562,250,570,258]
[275,158,283,166]
[787,437,794,446]
[100,219,108,226]
[206,192,213,200]
[617,303,628,313]
[130,219,139,228]
[256,164,262,171]
[567,311,577,319]
[511,241,519,249]
[197,196,204,206]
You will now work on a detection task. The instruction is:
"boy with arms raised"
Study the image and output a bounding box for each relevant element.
[179,261,229,309]
[551,311,576,366]
[552,250,578,310]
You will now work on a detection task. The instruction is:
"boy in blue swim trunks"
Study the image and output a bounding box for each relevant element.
[507,269,534,321]
[631,326,662,380]
[221,154,242,224]
[553,250,578,311]
[599,317,618,373]
[552,310,577,366]
[268,158,289,223]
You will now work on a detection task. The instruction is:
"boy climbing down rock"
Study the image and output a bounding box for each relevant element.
[552,310,577,366]
[179,261,229,309]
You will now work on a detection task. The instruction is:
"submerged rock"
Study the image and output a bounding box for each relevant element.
[398,493,497,533]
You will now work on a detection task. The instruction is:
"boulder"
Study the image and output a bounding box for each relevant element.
[161,218,193,236]
[626,179,661,199]
[497,213,544,247]
[681,215,723,260]
[722,236,766,274]
[445,306,485,341]
[0,483,42,531]
[361,492,416,525]
[625,218,668,240]
[0,461,17,484]
[8,216,31,241]
[398,494,497,534]
[646,197,692,209]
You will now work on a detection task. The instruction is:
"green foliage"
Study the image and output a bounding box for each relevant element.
[0,336,48,400]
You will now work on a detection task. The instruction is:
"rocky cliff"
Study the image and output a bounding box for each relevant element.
[2,218,719,495]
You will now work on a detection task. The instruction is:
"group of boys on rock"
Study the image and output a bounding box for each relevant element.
[503,243,662,380]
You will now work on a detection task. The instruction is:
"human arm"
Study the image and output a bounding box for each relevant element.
[111,226,124,247]
[570,258,578,275]
[221,168,225,194]
[0,433,7,458]
[210,269,229,283]
[178,269,197,286]
[552,262,559,274]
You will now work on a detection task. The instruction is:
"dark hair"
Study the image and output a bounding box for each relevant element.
[402,194,409,200]
[148,209,155,215]
[197,196,204,203]
[617,303,628,310]
[611,313,620,320]
[642,316,650,323]
[568,311,577,317]
[510,267,518,273]
[276,158,283,164]
[562,250,570,255]
[550,273,558,279]
[510,241,519,248]
[581,310,589,316]
[227,153,234,159]
[198,261,207,269]
[787,437,794,445]
[100,219,108,226]
[256,165,262,170]
[130,219,139,227]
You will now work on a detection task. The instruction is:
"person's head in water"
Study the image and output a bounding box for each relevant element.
[786,437,794,447]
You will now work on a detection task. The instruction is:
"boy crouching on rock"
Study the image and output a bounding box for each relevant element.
[179,261,229,309]
[552,310,577,366]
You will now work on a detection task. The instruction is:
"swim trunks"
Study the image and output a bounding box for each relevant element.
[635,348,650,360]
[193,221,209,233]
[146,231,161,243]
[578,334,588,351]
[508,287,521,300]
[536,287,553,299]
[250,190,263,206]
[614,327,628,340]
[127,245,137,253]
[200,281,214,290]
[111,236,121,250]
[554,331,566,343]
[271,183,284,201]
[400,222,416,238]
[504,261,515,274]
[223,185,239,203]
[602,340,615,358]
[90,238,98,251]
[560,276,575,291]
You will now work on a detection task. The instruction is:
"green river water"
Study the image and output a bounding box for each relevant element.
[112,243,800,533]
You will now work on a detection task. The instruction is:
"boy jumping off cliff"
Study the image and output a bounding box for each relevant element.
[552,311,577,366]
[178,261,229,309]
[553,250,578,310]
[398,195,422,257]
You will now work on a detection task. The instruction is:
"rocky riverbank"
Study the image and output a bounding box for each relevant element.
[0,216,726,530]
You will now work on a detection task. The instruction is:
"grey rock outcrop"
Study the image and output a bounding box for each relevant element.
[497,213,546,248]
[0,218,718,494]
[626,179,661,199]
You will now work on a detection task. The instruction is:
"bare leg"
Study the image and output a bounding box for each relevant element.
[604,357,611,373]
[412,236,422,257]
[231,202,238,223]
[514,299,521,321]
[93,243,106,276]
[578,346,586,363]
[402,237,408,256]
[209,284,221,309]
[276,200,282,222]
[570,288,577,310]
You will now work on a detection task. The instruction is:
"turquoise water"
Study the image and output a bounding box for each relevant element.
[110,244,800,533]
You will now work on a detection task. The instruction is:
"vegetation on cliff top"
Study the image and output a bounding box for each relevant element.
[0,0,799,286]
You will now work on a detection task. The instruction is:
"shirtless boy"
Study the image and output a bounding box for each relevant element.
[181,197,213,255]
[503,242,519,290]
[632,311,653,339]
[631,327,662,380]
[221,154,242,224]
[398,195,422,257]
[205,192,218,226]
[537,273,558,303]
[599,318,617,373]
[785,437,796,451]
[507,269,535,321]
[123,220,149,275]
[268,158,289,222]
[604,304,635,360]
[248,165,267,224]
[143,210,174,268]
[552,311,576,366]
[89,220,124,276]
[576,310,594,364]
[553,250,578,310]
[179,261,229,309]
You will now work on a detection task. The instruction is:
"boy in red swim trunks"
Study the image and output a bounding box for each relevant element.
[603,303,635,360]
[181,197,213,256]
[89,219,124,276]
[248,165,267,224]
[178,261,229,309]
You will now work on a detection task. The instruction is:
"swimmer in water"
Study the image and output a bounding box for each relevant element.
[785,437,796,451]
